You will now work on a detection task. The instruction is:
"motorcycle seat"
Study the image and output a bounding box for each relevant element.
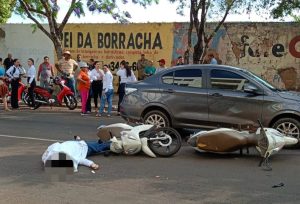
[35,86,54,94]
[193,128,257,152]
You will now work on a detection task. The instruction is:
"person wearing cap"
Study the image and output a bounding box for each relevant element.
[155,59,167,73]
[137,54,150,80]
[58,51,78,96]
[77,62,90,116]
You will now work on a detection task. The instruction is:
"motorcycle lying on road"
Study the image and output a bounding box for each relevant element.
[24,74,77,110]
[97,123,182,157]
[187,120,298,170]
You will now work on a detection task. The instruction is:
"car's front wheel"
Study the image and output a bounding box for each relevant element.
[143,110,170,127]
[272,118,300,140]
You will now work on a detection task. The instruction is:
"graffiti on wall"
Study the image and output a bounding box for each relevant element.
[173,22,300,91]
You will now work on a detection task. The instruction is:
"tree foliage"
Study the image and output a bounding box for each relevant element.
[0,0,16,24]
[263,0,300,21]
[13,0,158,59]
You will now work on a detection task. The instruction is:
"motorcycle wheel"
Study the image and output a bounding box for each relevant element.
[144,127,182,157]
[64,95,77,110]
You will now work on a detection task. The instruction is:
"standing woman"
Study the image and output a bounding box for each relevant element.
[6,59,22,109]
[27,58,36,110]
[116,60,137,114]
[90,61,104,112]
[0,58,10,111]
[77,62,91,116]
[97,65,114,117]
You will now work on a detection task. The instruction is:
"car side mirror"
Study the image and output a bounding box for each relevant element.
[244,84,258,94]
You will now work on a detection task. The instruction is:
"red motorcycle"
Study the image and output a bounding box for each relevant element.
[2,80,28,105]
[26,74,77,110]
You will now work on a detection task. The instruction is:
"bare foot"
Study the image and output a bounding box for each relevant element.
[90,163,99,170]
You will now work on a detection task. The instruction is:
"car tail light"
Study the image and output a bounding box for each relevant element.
[125,87,137,95]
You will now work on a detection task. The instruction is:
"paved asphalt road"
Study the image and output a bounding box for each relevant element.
[0,108,300,204]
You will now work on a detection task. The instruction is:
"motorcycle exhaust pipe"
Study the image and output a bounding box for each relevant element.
[35,99,48,104]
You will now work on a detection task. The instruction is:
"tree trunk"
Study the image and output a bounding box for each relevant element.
[53,38,63,60]
[193,42,203,64]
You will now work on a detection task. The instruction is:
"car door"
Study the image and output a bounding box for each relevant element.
[207,69,264,130]
[160,68,209,128]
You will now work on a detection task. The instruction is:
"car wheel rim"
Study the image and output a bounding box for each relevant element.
[145,114,166,127]
[276,122,300,139]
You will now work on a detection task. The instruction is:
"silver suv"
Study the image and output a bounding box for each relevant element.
[120,65,300,139]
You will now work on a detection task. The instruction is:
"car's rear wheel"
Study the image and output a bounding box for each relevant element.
[272,118,300,140]
[143,110,170,127]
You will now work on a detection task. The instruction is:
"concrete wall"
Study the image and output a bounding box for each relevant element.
[0,24,54,72]
[1,22,300,91]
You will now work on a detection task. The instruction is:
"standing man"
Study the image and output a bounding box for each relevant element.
[3,53,14,72]
[58,51,78,95]
[208,53,218,64]
[37,56,54,89]
[77,54,82,64]
[176,56,184,66]
[137,54,150,80]
[155,59,167,73]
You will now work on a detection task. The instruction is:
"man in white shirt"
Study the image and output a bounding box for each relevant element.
[156,58,167,73]
[58,51,78,95]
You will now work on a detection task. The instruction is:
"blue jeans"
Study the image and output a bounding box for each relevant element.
[86,141,111,157]
[66,77,76,96]
[99,89,114,114]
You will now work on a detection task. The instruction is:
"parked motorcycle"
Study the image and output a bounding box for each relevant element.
[1,80,28,105]
[25,74,77,110]
[97,123,182,157]
[187,120,298,170]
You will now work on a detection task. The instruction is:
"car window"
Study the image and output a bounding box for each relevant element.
[173,69,202,88]
[162,71,174,85]
[210,69,248,91]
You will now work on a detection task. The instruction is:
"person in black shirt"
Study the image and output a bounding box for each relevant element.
[176,56,184,66]
[3,53,14,72]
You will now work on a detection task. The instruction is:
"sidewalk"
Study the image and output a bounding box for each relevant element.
[76,94,119,109]
[17,94,119,112]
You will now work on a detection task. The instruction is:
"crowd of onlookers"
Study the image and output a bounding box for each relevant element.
[0,51,180,115]
[1,50,215,115]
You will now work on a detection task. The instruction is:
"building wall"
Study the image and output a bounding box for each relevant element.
[173,22,300,90]
[1,22,300,90]
[0,24,55,71]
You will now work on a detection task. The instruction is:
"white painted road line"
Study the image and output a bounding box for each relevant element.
[0,134,62,142]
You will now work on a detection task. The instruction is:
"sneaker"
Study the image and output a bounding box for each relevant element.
[107,114,111,117]
[81,112,88,116]
[96,113,102,117]
[86,111,91,114]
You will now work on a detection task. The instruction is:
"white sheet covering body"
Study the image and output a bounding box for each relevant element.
[42,140,93,172]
